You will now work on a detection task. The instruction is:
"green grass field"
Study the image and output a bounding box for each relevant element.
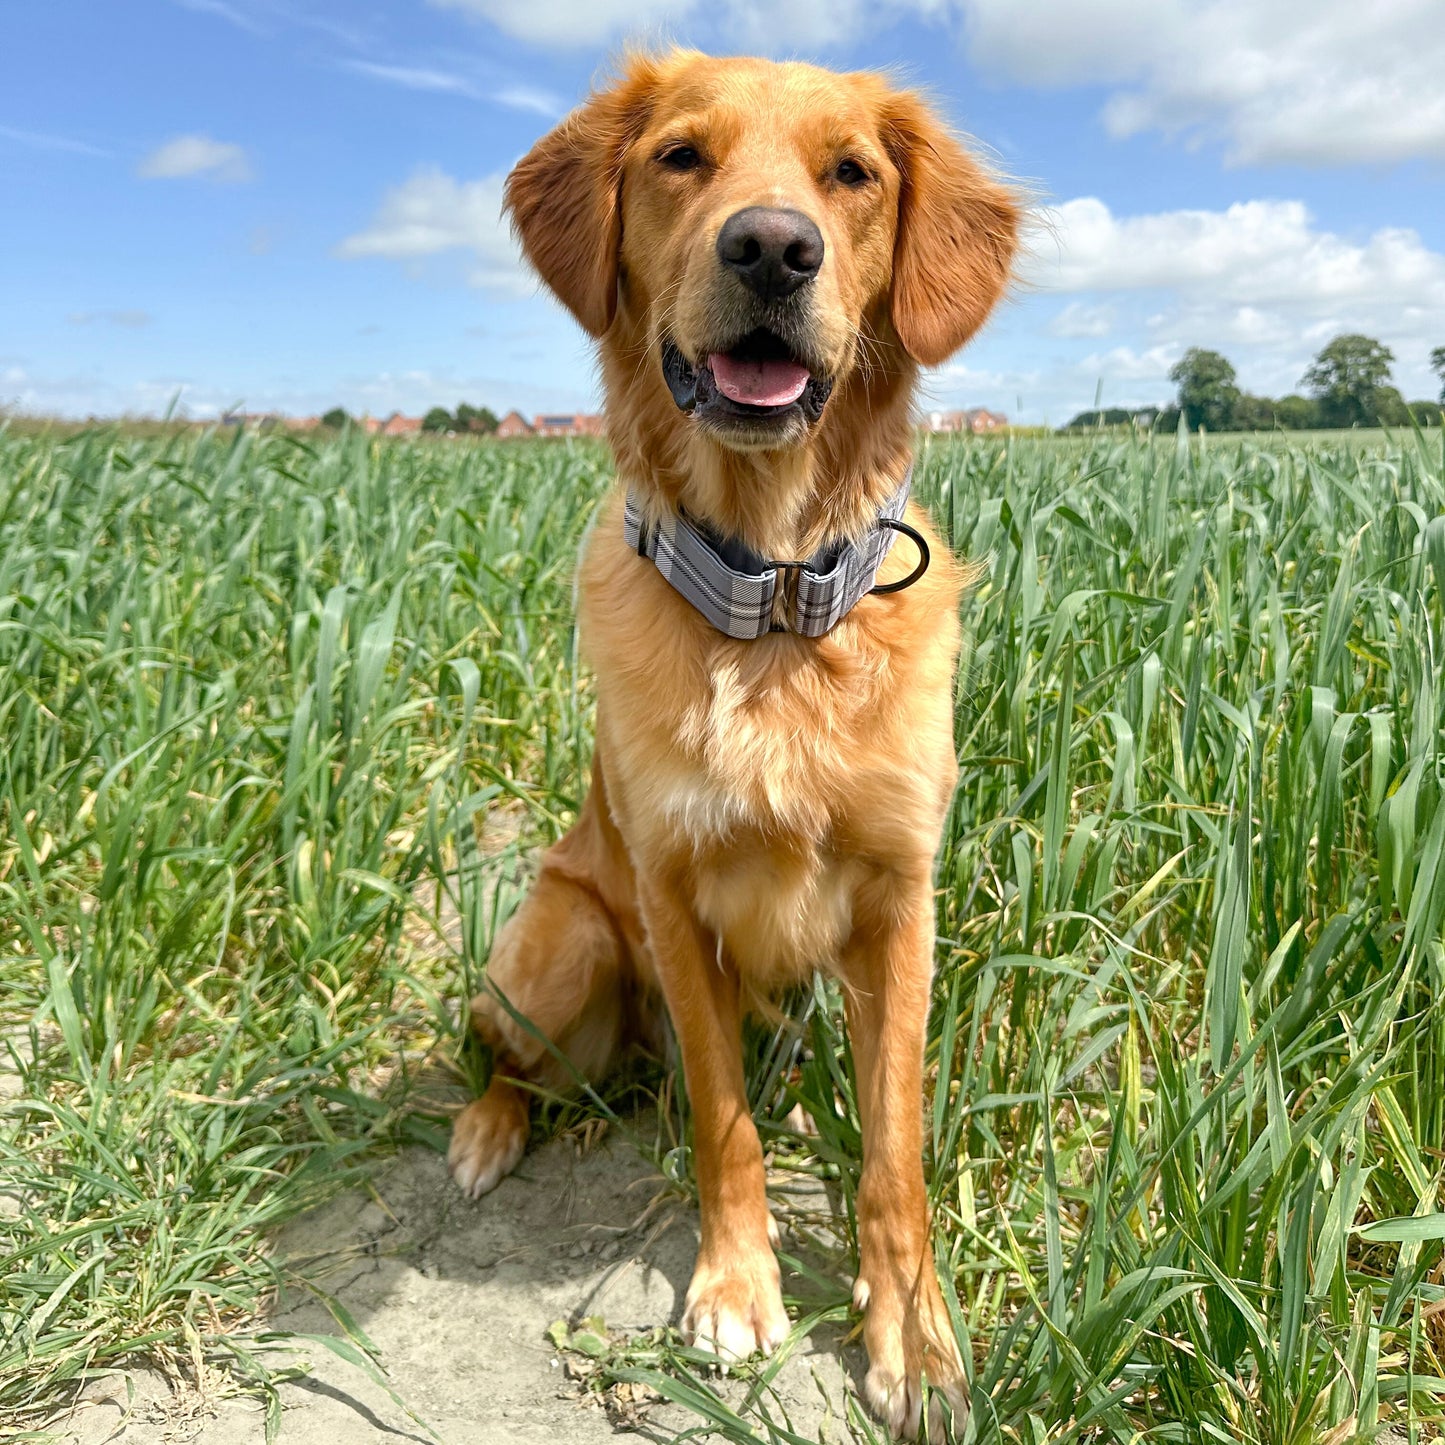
[3,420,1445,1443]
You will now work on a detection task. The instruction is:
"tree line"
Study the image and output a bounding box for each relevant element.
[1065,335,1445,432]
[421,404,498,434]
[317,404,500,433]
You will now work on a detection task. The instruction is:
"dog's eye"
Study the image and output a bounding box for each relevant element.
[834,158,870,187]
[658,145,702,172]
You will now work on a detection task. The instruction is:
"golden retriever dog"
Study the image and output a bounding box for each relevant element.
[448,49,1018,1437]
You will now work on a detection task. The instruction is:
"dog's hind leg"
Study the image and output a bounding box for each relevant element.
[449,757,644,1198]
[447,864,624,1197]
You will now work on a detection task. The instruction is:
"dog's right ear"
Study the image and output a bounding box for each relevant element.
[504,59,659,338]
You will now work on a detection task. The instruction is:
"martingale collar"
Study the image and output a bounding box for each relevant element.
[623,466,929,640]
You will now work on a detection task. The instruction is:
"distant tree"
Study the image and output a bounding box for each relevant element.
[1170,348,1240,431]
[1231,393,1277,431]
[454,403,499,434]
[321,407,349,429]
[1062,407,1146,429]
[1302,334,1397,428]
[1376,386,1410,426]
[1273,394,1318,430]
[421,406,454,433]
[1430,346,1445,403]
[1153,404,1183,433]
[1408,400,1443,427]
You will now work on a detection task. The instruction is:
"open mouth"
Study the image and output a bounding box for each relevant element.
[662,330,834,428]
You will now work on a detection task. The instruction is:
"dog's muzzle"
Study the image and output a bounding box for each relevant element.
[662,333,835,427]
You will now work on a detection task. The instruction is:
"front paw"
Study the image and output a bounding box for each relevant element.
[448,1081,529,1198]
[682,1245,789,1363]
[853,1266,966,1439]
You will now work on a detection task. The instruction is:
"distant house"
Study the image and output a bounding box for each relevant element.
[923,408,1008,434]
[531,413,606,439]
[380,413,423,437]
[493,410,607,439]
[495,410,535,439]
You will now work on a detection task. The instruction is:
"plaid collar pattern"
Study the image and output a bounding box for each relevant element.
[623,466,915,640]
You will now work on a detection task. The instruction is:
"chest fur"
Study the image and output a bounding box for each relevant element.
[649,657,877,976]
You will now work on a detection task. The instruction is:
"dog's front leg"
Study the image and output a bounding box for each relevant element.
[842,874,966,1438]
[639,875,788,1362]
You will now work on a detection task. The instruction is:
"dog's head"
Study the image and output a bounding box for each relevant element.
[506,51,1018,457]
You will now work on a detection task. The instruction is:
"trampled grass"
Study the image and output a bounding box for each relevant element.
[2,419,1444,1442]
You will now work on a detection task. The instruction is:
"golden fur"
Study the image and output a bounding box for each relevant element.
[448,50,1019,1437]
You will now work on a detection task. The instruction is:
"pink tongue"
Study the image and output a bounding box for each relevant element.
[709,351,810,407]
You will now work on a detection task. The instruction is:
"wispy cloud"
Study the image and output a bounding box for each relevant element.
[338,59,564,116]
[138,134,254,183]
[170,0,371,47]
[67,310,153,328]
[493,83,564,117]
[0,125,111,158]
[171,0,268,35]
[339,59,479,96]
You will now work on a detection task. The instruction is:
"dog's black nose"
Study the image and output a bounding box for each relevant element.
[716,207,824,302]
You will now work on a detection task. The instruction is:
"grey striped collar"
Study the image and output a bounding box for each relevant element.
[623,466,925,640]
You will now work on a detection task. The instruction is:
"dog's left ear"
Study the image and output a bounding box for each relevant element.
[883,94,1020,368]
[505,58,659,337]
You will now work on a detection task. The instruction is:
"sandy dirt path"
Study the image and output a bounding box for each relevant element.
[60,1126,862,1444]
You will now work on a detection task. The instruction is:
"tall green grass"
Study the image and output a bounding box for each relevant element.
[917,427,1445,1442]
[2,420,1444,1441]
[0,423,606,1427]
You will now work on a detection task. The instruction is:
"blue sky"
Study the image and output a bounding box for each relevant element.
[4,0,1443,425]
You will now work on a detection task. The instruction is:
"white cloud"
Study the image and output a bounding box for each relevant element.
[1072,344,1181,384]
[431,0,1444,164]
[941,344,1174,390]
[1146,303,1295,349]
[0,363,590,423]
[425,0,933,53]
[1048,301,1114,339]
[428,0,689,48]
[928,346,1186,424]
[0,367,200,420]
[1024,195,1445,405]
[1038,198,1445,313]
[336,167,525,292]
[962,0,1445,165]
[138,134,253,182]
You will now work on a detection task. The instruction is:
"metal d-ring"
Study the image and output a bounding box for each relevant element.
[869,517,930,595]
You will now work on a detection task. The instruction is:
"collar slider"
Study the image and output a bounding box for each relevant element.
[622,464,918,640]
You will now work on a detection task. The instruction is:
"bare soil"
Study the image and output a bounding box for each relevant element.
[57,1125,862,1445]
